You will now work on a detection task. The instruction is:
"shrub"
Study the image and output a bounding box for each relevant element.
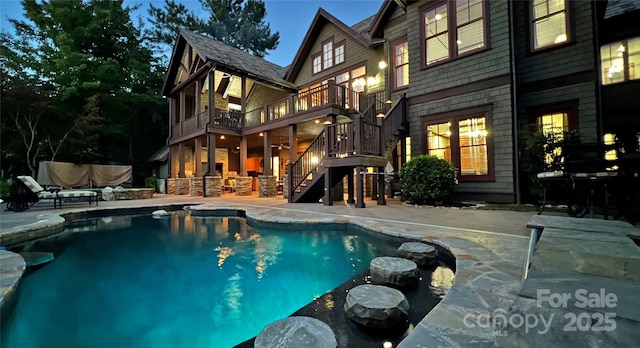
[401,155,457,205]
[520,130,579,198]
[144,176,158,191]
[0,179,20,201]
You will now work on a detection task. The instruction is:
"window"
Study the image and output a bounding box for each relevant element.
[424,110,491,180]
[601,37,640,85]
[335,43,345,65]
[531,0,569,51]
[312,55,322,74]
[422,0,486,66]
[537,112,568,136]
[323,41,333,69]
[393,39,409,89]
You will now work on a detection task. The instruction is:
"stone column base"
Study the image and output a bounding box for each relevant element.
[166,178,176,195]
[235,177,253,196]
[282,174,289,199]
[204,176,222,197]
[189,177,203,196]
[175,178,189,195]
[259,175,277,197]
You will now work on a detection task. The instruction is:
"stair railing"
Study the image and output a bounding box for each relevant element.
[288,129,326,201]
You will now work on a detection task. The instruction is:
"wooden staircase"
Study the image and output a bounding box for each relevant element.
[288,95,408,204]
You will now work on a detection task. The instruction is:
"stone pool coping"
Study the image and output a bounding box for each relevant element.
[0,201,529,347]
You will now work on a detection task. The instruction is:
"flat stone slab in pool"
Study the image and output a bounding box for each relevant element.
[344,284,409,329]
[254,316,337,348]
[370,256,419,286]
[397,242,439,267]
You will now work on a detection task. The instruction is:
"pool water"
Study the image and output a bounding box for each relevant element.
[1,212,398,348]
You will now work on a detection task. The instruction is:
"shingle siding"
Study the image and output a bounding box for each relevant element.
[246,84,289,112]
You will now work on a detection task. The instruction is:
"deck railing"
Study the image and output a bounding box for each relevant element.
[289,129,326,200]
[214,110,243,128]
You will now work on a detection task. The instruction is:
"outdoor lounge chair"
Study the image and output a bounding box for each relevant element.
[5,175,98,212]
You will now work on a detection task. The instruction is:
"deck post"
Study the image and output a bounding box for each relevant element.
[356,165,365,208]
[263,130,272,176]
[194,137,202,177]
[323,167,332,206]
[240,136,248,176]
[178,142,186,178]
[288,124,297,163]
[207,132,216,176]
[347,168,355,203]
[377,166,386,205]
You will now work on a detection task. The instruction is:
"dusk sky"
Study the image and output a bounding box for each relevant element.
[0,0,385,67]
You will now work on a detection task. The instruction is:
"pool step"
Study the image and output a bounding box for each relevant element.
[18,252,54,267]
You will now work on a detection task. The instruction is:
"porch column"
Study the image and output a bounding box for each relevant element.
[194,137,202,177]
[347,168,355,203]
[240,135,248,176]
[178,142,186,178]
[356,165,365,208]
[179,91,186,123]
[263,130,272,176]
[377,166,386,205]
[372,168,378,200]
[195,79,201,126]
[323,167,332,206]
[207,132,216,175]
[288,124,297,163]
[208,69,215,118]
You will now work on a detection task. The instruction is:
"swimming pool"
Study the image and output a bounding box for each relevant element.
[1,211,409,348]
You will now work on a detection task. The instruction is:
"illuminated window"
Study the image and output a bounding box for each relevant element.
[601,37,640,85]
[423,0,485,66]
[335,43,345,65]
[323,41,333,69]
[393,39,409,89]
[425,111,491,180]
[312,55,322,74]
[537,112,568,136]
[531,0,569,51]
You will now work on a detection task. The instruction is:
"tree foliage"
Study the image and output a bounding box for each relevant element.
[147,0,279,60]
[1,0,167,181]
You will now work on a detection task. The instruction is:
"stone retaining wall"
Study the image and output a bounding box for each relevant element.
[175,178,189,195]
[113,189,154,200]
[166,178,176,194]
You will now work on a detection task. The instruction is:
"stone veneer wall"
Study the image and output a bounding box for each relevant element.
[113,189,154,200]
[282,174,289,199]
[259,175,277,198]
[175,178,189,195]
[166,178,176,194]
[235,177,253,196]
[189,177,203,196]
[204,176,223,197]
[156,179,166,194]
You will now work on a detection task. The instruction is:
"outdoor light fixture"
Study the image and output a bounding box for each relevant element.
[383,342,393,348]
[323,120,332,125]
[385,99,393,104]
[378,60,387,69]
[220,135,225,140]
[315,119,320,124]
[376,112,385,118]
[259,132,263,136]
[367,76,379,86]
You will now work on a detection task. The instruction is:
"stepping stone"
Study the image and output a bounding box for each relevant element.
[18,252,54,267]
[370,256,418,286]
[344,284,409,329]
[397,242,439,267]
[254,316,337,348]
[151,210,170,219]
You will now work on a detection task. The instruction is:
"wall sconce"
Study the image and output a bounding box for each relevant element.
[378,60,388,69]
[385,99,393,104]
[376,112,385,118]
[259,132,263,137]
[367,76,378,87]
[323,120,332,125]
[311,156,319,164]
[220,135,225,140]
[314,119,320,124]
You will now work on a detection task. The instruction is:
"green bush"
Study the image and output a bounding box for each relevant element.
[144,176,158,191]
[401,155,457,205]
[520,130,579,198]
[0,179,19,200]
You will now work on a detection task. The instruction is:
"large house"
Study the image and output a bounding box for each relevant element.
[160,0,640,205]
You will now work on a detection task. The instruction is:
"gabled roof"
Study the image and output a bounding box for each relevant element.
[369,0,407,39]
[162,29,295,96]
[284,8,375,82]
[604,0,640,19]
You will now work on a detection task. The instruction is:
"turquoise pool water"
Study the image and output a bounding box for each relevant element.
[1,212,397,348]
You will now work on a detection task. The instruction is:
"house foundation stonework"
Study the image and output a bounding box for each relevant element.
[259,176,277,198]
[189,177,203,196]
[166,178,176,195]
[174,178,189,195]
[235,177,253,196]
[204,176,222,197]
